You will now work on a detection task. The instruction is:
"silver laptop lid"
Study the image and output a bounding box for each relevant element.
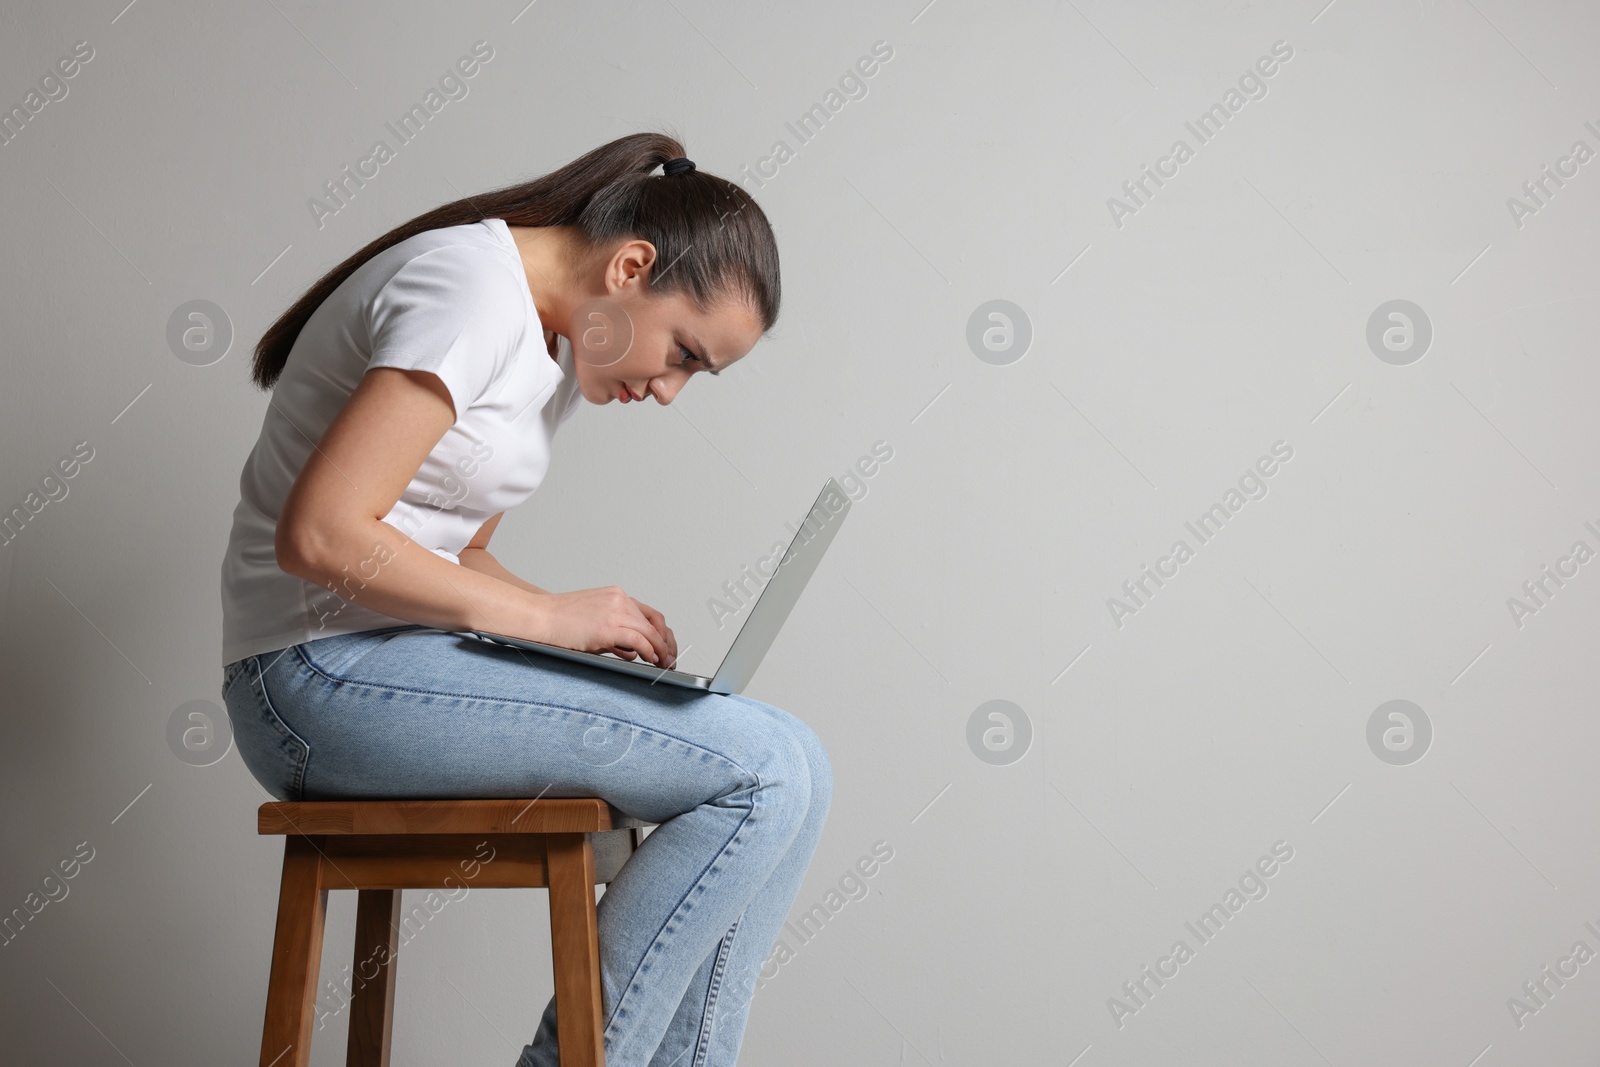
[708,478,852,694]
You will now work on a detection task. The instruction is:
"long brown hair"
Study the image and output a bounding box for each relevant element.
[250,130,781,390]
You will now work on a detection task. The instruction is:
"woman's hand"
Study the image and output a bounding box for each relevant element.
[628,596,678,667]
[531,585,678,668]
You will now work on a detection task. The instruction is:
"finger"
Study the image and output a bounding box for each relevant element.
[624,601,672,666]
[600,591,656,663]
[607,628,654,664]
[622,617,672,666]
[635,601,678,663]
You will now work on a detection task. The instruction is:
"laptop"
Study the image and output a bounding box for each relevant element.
[468,478,851,694]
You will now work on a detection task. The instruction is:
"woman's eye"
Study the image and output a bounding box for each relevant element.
[678,344,699,366]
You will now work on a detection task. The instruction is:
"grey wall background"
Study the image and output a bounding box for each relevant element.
[2,0,1597,1063]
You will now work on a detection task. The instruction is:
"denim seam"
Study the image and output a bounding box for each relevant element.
[251,655,311,799]
[256,645,296,680]
[691,913,743,1067]
[288,643,762,774]
[221,659,250,701]
[602,775,767,1052]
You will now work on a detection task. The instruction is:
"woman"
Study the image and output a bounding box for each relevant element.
[218,131,832,1067]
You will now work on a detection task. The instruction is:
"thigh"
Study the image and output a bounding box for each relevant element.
[255,626,816,820]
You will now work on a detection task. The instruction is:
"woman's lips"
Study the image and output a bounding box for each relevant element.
[617,383,631,402]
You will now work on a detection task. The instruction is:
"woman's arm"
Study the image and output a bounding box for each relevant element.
[458,512,550,596]
[275,368,553,638]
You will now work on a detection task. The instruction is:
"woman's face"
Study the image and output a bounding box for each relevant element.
[564,241,765,407]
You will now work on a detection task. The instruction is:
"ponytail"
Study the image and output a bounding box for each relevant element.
[250,130,780,390]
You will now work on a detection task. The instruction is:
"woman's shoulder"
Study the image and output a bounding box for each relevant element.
[363,222,532,334]
[370,219,517,285]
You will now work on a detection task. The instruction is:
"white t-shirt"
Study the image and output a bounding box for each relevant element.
[219,217,583,667]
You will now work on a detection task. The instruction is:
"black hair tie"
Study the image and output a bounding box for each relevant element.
[663,156,696,176]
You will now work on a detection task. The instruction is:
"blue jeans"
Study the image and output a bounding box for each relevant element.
[220,624,833,1067]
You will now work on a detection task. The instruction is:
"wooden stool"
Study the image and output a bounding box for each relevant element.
[255,798,651,1067]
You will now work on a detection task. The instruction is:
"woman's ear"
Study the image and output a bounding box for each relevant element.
[607,239,660,292]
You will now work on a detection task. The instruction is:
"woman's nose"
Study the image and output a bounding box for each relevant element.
[652,375,685,405]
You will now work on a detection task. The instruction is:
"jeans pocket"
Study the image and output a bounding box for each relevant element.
[222,656,311,802]
[220,658,251,701]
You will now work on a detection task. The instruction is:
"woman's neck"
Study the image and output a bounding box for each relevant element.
[506,223,583,341]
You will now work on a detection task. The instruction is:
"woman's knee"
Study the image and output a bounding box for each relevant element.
[792,717,832,815]
[728,718,812,836]
[731,697,832,818]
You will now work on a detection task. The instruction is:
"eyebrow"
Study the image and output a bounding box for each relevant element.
[689,334,721,376]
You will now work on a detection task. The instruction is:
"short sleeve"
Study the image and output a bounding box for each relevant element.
[365,244,525,417]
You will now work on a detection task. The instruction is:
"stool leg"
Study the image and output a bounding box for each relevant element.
[346,889,402,1067]
[546,833,605,1067]
[260,835,328,1067]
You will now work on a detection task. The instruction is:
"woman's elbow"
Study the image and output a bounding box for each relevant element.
[275,515,330,582]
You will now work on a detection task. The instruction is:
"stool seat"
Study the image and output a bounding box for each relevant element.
[259,797,652,836]
[253,797,652,1067]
